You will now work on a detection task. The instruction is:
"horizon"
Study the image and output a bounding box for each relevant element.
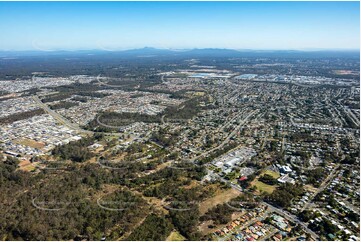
[0,1,359,51]
[0,46,360,53]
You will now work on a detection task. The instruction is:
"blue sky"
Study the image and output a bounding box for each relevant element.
[0,1,359,51]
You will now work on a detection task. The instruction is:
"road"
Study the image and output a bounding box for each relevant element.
[259,228,278,241]
[189,110,258,163]
[218,211,271,241]
[336,100,359,127]
[33,95,124,137]
[185,106,320,239]
[300,164,340,212]
[210,167,320,240]
[336,198,360,214]
[32,95,93,134]
[281,135,286,152]
[264,202,319,240]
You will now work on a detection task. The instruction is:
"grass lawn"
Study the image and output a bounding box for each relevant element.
[166,231,186,241]
[250,169,280,194]
[252,180,276,194]
[263,170,280,179]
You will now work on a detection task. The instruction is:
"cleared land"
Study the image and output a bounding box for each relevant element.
[18,160,36,172]
[15,138,45,149]
[166,231,186,241]
[198,188,241,215]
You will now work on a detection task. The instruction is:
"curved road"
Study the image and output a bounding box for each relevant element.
[32,95,123,137]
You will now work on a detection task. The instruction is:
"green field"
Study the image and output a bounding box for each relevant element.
[251,169,280,194]
[252,180,276,194]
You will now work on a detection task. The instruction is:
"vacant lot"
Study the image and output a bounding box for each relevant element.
[15,138,45,149]
[199,188,241,215]
[18,160,36,172]
[166,231,186,241]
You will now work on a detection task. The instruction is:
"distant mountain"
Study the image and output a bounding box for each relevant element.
[0,48,359,59]
[120,48,360,58]
[119,47,175,55]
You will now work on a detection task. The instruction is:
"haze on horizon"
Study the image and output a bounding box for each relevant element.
[0,1,359,51]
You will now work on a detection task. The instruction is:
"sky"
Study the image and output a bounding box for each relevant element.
[0,1,359,51]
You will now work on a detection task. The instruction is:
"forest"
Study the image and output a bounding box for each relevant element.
[51,136,95,162]
[265,183,305,208]
[49,101,79,110]
[0,109,45,125]
[84,95,210,133]
[0,158,150,240]
[0,135,214,241]
[126,214,173,241]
